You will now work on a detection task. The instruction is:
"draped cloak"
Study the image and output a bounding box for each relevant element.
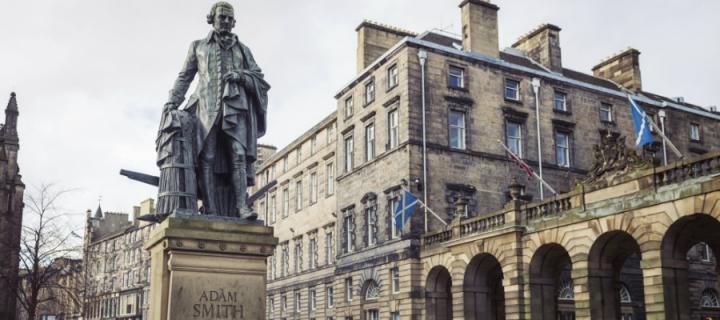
[162,32,270,187]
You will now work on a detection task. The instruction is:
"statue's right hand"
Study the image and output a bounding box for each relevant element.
[163,102,178,113]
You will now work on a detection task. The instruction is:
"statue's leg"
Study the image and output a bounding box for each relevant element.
[229,140,257,220]
[199,128,219,215]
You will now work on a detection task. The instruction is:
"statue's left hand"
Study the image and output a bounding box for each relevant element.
[222,71,244,85]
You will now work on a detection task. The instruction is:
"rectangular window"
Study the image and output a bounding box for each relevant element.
[391,267,400,293]
[281,294,287,312]
[389,197,400,239]
[555,131,571,167]
[506,122,523,158]
[269,296,275,314]
[391,312,400,320]
[690,123,701,141]
[554,91,567,111]
[366,207,376,246]
[344,136,354,172]
[505,79,520,100]
[309,238,317,269]
[327,286,334,308]
[365,309,379,320]
[345,97,353,118]
[343,215,354,253]
[294,242,302,273]
[325,232,334,264]
[296,180,303,211]
[388,65,399,89]
[388,109,399,149]
[449,110,466,149]
[295,291,301,312]
[448,65,465,88]
[270,255,276,280]
[327,122,336,144]
[600,103,613,122]
[365,123,375,161]
[310,288,317,311]
[270,195,277,223]
[310,135,317,155]
[282,188,290,217]
[365,80,375,105]
[296,147,302,164]
[702,243,712,262]
[345,277,353,302]
[310,172,318,204]
[283,156,289,172]
[326,163,335,195]
[281,244,289,277]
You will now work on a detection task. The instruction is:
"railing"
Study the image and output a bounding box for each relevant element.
[524,193,575,222]
[655,152,720,187]
[460,211,507,236]
[422,150,720,247]
[423,230,453,246]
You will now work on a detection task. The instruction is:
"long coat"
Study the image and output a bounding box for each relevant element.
[166,31,270,185]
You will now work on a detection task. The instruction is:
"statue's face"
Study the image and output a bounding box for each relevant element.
[213,6,235,33]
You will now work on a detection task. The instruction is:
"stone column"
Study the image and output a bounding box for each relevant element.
[144,215,278,320]
[571,261,591,320]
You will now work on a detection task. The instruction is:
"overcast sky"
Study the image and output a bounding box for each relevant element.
[1,0,718,230]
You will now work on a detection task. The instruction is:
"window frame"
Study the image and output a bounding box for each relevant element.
[345,96,353,119]
[344,136,354,173]
[295,180,303,211]
[309,172,318,205]
[391,267,400,293]
[364,79,375,105]
[599,103,614,123]
[555,130,571,167]
[448,65,465,89]
[388,108,399,149]
[553,90,568,112]
[326,163,335,196]
[345,277,353,302]
[690,123,701,142]
[505,121,523,158]
[504,78,520,101]
[365,123,375,162]
[387,64,399,90]
[448,109,466,150]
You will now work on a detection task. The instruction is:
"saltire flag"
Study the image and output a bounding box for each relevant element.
[394,191,418,230]
[507,150,534,177]
[628,95,654,148]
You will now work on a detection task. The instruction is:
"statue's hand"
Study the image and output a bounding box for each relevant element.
[222,71,244,85]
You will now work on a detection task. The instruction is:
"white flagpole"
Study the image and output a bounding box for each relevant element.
[400,185,447,227]
[497,140,558,196]
[627,94,683,159]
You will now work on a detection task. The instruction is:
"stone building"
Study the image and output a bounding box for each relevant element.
[83,199,157,320]
[0,92,25,320]
[258,1,720,319]
[20,257,84,320]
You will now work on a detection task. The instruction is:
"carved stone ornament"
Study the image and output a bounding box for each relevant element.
[583,132,652,184]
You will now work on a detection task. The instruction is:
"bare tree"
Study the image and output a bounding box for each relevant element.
[9,184,82,320]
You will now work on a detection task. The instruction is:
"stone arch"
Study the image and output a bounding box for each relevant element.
[529,243,574,320]
[661,213,720,320]
[426,265,453,320]
[587,230,646,320]
[462,253,504,320]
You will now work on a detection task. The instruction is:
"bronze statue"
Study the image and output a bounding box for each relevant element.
[157,1,270,219]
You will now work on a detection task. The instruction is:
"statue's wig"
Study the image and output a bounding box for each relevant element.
[207,1,235,24]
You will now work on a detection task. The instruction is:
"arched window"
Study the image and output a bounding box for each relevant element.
[557,279,574,301]
[701,288,720,308]
[619,284,632,304]
[364,280,380,301]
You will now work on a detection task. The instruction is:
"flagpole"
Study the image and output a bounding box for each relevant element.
[658,110,668,165]
[627,93,684,159]
[497,140,558,196]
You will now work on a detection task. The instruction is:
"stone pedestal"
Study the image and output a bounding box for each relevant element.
[144,214,277,320]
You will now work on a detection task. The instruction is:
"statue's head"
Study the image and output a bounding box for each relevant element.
[207,1,235,34]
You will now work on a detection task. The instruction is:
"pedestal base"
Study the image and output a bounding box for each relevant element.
[144,213,277,320]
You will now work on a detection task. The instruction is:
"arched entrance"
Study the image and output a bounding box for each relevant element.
[463,253,504,319]
[426,266,453,320]
[529,243,574,320]
[360,279,381,320]
[588,231,646,320]
[661,214,720,320]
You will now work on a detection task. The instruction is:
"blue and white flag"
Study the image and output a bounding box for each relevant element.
[628,95,654,148]
[394,191,418,230]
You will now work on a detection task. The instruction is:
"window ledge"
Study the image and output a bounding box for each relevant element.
[504,97,522,105]
[553,109,572,116]
[448,85,468,92]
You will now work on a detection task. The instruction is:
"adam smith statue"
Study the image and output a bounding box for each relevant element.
[161,1,270,219]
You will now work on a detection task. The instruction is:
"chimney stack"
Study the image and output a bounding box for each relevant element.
[592,48,642,92]
[356,21,416,73]
[512,24,563,73]
[459,0,500,58]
